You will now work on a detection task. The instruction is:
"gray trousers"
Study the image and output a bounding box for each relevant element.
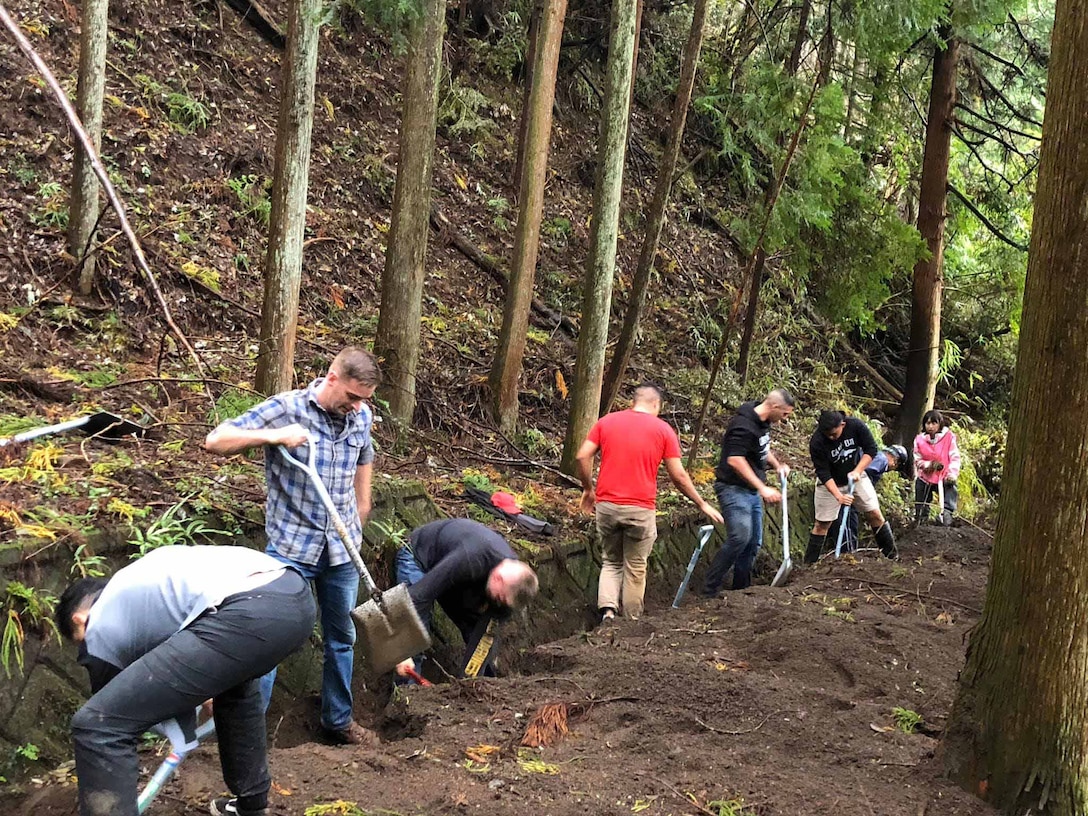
[73,570,316,816]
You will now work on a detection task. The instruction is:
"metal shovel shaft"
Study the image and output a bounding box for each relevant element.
[673,525,715,608]
[834,480,857,558]
[771,472,791,587]
[137,718,215,813]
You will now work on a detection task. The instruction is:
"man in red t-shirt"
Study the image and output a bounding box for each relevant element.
[575,384,723,621]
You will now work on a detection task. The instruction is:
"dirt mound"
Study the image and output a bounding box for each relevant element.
[6,523,996,816]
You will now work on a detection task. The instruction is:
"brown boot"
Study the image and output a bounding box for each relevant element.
[323,720,380,746]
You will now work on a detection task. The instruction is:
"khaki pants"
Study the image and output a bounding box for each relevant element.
[595,502,657,619]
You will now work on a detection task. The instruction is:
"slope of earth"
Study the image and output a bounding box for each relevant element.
[8,523,996,816]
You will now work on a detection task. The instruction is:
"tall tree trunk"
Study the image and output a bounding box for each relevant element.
[512,1,540,195]
[842,42,859,139]
[374,0,446,426]
[559,0,639,473]
[489,0,567,434]
[69,0,109,296]
[600,0,710,414]
[897,26,959,442]
[785,0,810,76]
[734,248,766,385]
[816,1,834,88]
[254,0,321,395]
[943,4,1088,812]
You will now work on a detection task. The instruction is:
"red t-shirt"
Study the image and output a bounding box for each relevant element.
[588,409,683,509]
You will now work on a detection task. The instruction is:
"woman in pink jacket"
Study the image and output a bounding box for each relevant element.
[913,409,961,526]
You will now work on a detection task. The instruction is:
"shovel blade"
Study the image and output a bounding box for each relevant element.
[771,559,793,587]
[351,583,431,675]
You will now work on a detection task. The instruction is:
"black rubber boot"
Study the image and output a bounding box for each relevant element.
[875,522,898,559]
[804,532,825,564]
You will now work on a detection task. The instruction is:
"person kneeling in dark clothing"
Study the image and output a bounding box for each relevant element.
[394,518,538,680]
[56,545,317,816]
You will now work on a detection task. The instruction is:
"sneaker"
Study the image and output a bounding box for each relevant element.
[322,720,380,746]
[600,608,616,623]
[209,798,267,816]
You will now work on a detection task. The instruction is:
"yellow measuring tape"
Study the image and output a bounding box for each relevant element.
[463,619,498,678]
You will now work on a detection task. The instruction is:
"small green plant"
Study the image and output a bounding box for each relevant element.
[1,582,59,677]
[541,216,573,245]
[134,74,210,133]
[369,519,408,551]
[892,706,923,734]
[128,500,235,558]
[889,564,911,579]
[304,801,369,816]
[70,544,107,578]
[225,174,272,226]
[462,468,498,493]
[212,389,263,423]
[516,427,556,458]
[14,743,40,761]
[707,796,756,816]
[10,152,36,185]
[30,181,68,230]
[438,82,496,141]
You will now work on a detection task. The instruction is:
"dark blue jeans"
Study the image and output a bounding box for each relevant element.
[258,546,361,730]
[704,483,763,593]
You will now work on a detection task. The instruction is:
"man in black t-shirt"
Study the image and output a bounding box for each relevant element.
[805,410,897,562]
[393,519,538,679]
[702,388,794,595]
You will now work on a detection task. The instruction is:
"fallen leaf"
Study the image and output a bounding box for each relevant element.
[870,723,895,733]
[555,370,568,399]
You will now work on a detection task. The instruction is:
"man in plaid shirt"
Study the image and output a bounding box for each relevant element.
[205,347,381,746]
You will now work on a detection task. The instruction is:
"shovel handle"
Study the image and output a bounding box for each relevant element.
[833,479,856,559]
[779,472,789,562]
[672,524,715,608]
[404,667,433,687]
[279,434,381,597]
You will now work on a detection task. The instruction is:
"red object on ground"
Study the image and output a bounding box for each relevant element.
[491,491,523,515]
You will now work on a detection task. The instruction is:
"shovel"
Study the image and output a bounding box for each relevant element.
[0,411,145,447]
[771,472,791,587]
[833,478,857,559]
[280,434,431,675]
[138,715,215,813]
[672,524,715,608]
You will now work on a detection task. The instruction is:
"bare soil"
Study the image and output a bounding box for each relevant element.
[7,523,997,816]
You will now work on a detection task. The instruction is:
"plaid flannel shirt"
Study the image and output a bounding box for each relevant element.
[229,378,375,567]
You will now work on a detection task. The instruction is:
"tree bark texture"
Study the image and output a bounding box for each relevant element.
[512,0,540,194]
[254,0,321,396]
[786,0,810,76]
[943,4,1088,813]
[374,0,446,426]
[897,28,958,443]
[734,247,766,385]
[600,0,709,414]
[559,0,639,473]
[69,0,109,296]
[489,0,567,435]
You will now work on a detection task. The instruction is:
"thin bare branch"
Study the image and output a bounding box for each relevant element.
[947,184,1029,252]
[0,4,215,409]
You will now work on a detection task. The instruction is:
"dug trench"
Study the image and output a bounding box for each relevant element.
[2,494,997,816]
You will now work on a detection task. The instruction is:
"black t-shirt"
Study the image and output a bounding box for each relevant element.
[809,416,878,486]
[406,519,517,628]
[715,401,771,488]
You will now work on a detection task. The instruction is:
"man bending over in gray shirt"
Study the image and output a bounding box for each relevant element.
[56,545,317,816]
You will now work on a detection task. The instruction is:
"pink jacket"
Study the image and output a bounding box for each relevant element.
[913,428,961,485]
